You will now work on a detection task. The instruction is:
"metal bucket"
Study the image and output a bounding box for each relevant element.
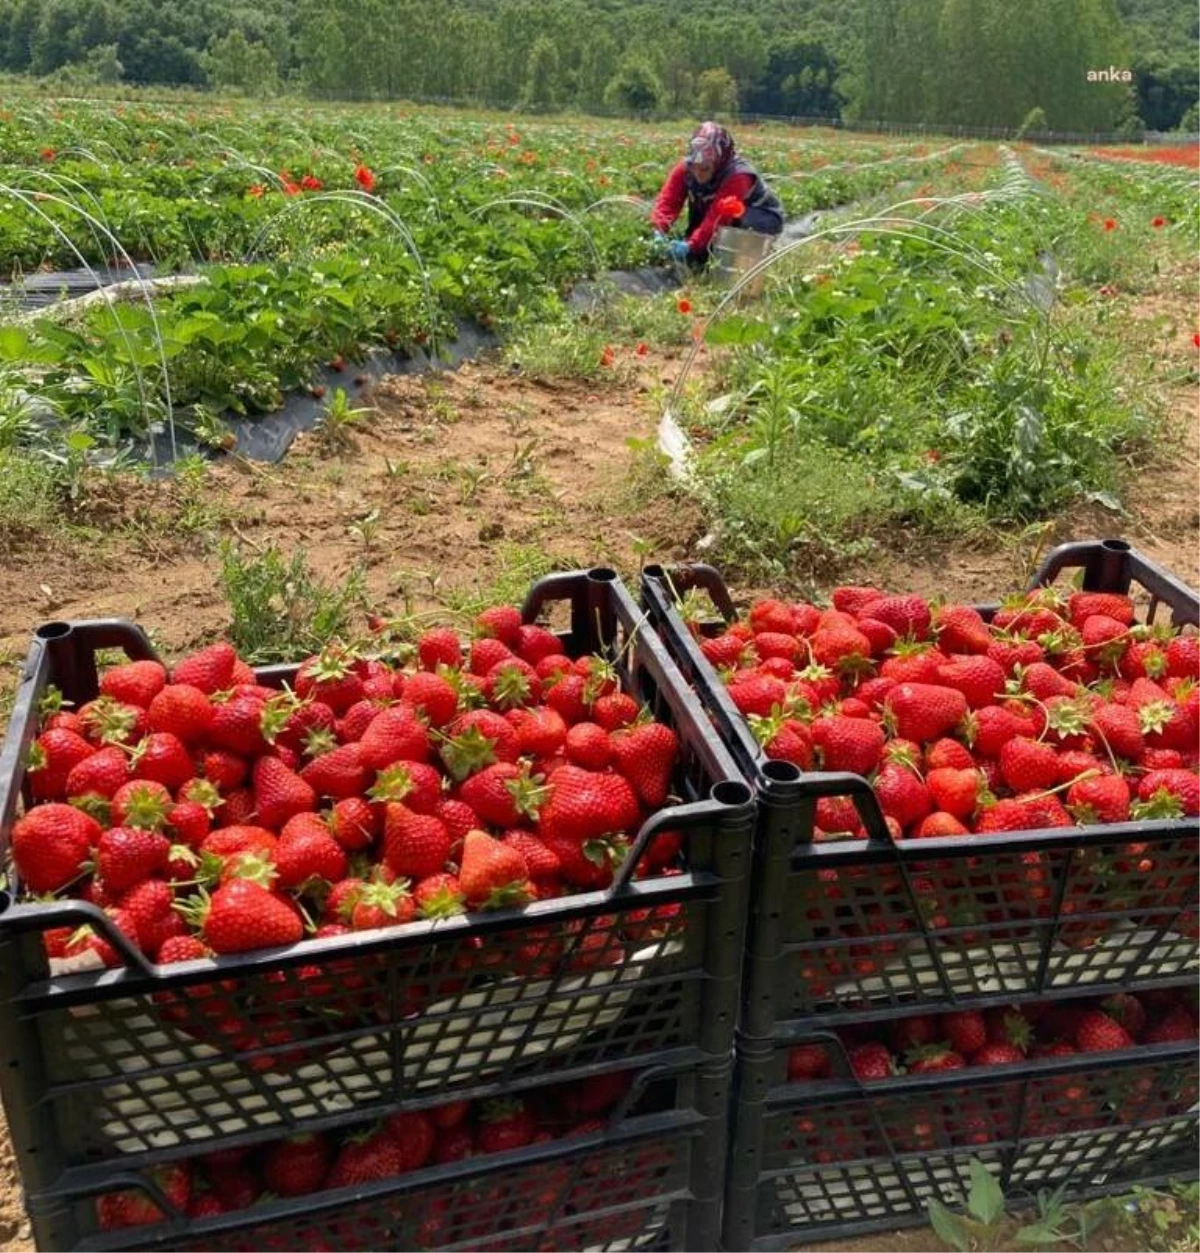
[711,226,775,298]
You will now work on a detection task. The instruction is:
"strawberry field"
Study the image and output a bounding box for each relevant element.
[0,97,1197,1253]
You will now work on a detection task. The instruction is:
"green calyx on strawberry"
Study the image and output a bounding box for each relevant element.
[458,829,531,909]
[438,724,499,782]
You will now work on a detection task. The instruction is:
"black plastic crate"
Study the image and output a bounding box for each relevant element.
[36,1058,733,1252]
[724,1026,1199,1249]
[0,569,754,1220]
[641,540,1200,1031]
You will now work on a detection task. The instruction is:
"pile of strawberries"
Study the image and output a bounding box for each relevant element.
[95,1069,665,1239]
[785,987,1198,1156]
[11,603,684,969]
[689,583,1199,838]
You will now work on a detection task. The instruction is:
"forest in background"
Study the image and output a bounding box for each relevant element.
[0,0,1196,133]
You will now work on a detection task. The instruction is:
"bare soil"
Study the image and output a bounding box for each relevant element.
[0,284,1195,1252]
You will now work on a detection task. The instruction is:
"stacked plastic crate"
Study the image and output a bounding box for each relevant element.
[0,570,755,1252]
[642,540,1199,1249]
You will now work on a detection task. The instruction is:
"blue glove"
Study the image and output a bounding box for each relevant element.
[668,239,690,262]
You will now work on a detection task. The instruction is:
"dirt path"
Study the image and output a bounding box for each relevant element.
[0,284,1195,1251]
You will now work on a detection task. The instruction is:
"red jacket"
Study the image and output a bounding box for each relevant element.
[650,160,757,255]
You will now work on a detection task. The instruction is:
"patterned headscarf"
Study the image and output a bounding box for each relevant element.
[686,122,735,175]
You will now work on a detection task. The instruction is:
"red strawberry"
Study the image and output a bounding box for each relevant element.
[1089,702,1145,761]
[971,1042,1024,1065]
[263,1133,331,1197]
[565,722,613,769]
[1101,993,1147,1041]
[383,806,453,879]
[483,658,542,710]
[545,673,591,723]
[27,728,95,801]
[926,767,982,819]
[274,815,347,888]
[110,779,172,829]
[401,671,460,728]
[811,716,884,775]
[856,618,897,657]
[120,879,178,952]
[252,756,316,830]
[515,623,563,666]
[208,693,269,757]
[358,705,431,771]
[502,830,561,881]
[369,761,444,814]
[328,795,378,850]
[999,737,1061,792]
[810,625,873,673]
[172,642,237,694]
[476,1099,537,1153]
[200,879,304,953]
[417,627,463,671]
[294,649,365,715]
[200,749,247,792]
[1066,774,1130,825]
[610,722,678,808]
[458,829,531,908]
[413,872,466,918]
[147,684,214,746]
[65,744,130,802]
[884,683,968,743]
[1068,591,1134,628]
[475,604,523,646]
[382,1110,436,1171]
[727,673,788,718]
[299,742,369,799]
[1021,662,1078,700]
[934,604,992,654]
[99,659,168,709]
[326,1131,405,1188]
[832,586,882,616]
[469,636,516,676]
[539,765,641,844]
[762,719,814,767]
[873,763,932,830]
[349,879,415,931]
[1135,769,1199,817]
[907,1045,966,1073]
[912,811,970,837]
[96,1163,190,1230]
[700,633,749,668]
[787,1043,832,1080]
[97,826,170,893]
[507,706,568,759]
[435,798,478,845]
[1074,1010,1133,1053]
[968,705,1035,758]
[1142,1007,1198,1044]
[440,710,520,780]
[460,761,547,827]
[860,594,931,640]
[942,1010,988,1057]
[78,697,147,747]
[936,656,1006,710]
[848,1041,894,1080]
[1165,635,1199,680]
[130,732,193,792]
[592,692,640,731]
[924,737,975,771]
[11,803,101,892]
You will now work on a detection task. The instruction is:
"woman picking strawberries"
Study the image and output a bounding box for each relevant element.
[650,121,784,267]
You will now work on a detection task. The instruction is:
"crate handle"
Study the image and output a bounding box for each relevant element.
[0,899,157,975]
[642,563,738,622]
[611,782,754,892]
[0,620,158,908]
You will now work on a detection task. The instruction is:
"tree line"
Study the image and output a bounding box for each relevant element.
[0,0,1195,134]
